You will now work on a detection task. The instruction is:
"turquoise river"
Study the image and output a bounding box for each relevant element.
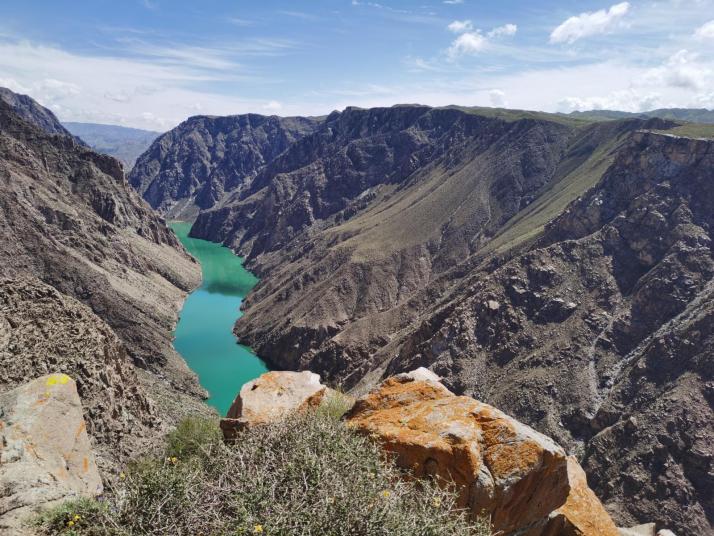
[170,222,268,416]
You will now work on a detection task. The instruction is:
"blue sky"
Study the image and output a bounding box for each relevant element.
[1,0,713,130]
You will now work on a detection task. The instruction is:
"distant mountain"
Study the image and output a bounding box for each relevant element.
[0,87,80,140]
[63,122,161,171]
[129,114,320,219]
[567,107,714,123]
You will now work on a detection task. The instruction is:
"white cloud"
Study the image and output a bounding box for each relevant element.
[448,32,487,58]
[443,0,464,4]
[550,2,630,44]
[489,89,506,107]
[447,20,473,33]
[645,49,710,90]
[0,39,291,130]
[694,20,714,40]
[487,24,517,38]
[446,21,516,59]
[262,100,283,112]
[557,90,661,113]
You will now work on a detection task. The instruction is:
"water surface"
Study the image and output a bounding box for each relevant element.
[170,222,267,415]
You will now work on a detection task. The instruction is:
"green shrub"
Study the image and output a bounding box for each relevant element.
[36,411,490,536]
[165,416,222,459]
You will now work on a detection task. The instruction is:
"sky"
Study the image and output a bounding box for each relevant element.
[1,0,713,130]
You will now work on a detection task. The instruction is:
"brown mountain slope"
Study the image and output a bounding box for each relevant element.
[0,98,206,428]
[0,86,81,141]
[380,131,714,533]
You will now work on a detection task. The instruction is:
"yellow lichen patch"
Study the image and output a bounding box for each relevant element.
[46,373,71,386]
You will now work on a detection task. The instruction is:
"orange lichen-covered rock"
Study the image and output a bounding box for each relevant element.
[0,374,102,534]
[345,373,618,536]
[220,371,330,439]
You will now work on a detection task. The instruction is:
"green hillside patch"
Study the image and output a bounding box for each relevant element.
[483,121,631,254]
[654,123,714,140]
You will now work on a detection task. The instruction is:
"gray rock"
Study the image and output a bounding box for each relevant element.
[0,375,102,533]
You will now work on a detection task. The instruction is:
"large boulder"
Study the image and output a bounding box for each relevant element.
[220,371,330,439]
[0,374,102,533]
[344,374,618,536]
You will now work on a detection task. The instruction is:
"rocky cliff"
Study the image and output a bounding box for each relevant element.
[129,113,320,219]
[0,94,208,454]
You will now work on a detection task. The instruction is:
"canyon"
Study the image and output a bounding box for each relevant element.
[1,87,712,534]
[131,105,714,534]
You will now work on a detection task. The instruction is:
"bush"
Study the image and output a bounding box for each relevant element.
[36,410,490,535]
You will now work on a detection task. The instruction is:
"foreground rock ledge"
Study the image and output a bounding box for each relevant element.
[220,371,331,439]
[0,374,102,533]
[344,373,619,536]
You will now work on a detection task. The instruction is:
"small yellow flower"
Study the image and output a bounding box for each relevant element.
[67,520,75,527]
[381,490,390,498]
[171,456,178,464]
[73,514,81,521]
[253,524,264,533]
[432,497,442,508]
[119,471,126,480]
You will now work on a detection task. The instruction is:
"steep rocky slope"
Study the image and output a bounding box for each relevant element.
[142,105,714,532]
[129,113,320,219]
[380,131,714,533]
[0,96,206,428]
[64,122,161,170]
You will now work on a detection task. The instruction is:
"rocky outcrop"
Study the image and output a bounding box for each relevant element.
[0,97,207,428]
[0,375,102,534]
[345,374,619,536]
[220,371,330,439]
[0,277,159,470]
[129,114,320,219]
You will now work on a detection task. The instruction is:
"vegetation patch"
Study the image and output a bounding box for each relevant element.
[36,409,489,536]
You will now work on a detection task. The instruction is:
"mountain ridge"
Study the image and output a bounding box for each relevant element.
[63,121,161,171]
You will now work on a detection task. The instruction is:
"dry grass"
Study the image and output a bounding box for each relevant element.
[36,409,490,536]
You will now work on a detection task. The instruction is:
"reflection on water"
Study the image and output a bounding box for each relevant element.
[170,222,268,416]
